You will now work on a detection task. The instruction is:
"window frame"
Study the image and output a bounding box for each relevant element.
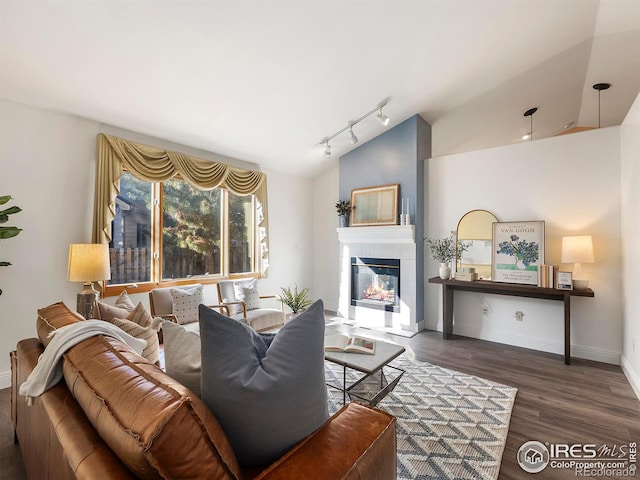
[104,174,260,296]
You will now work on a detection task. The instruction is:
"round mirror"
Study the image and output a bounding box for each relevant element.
[456,209,498,280]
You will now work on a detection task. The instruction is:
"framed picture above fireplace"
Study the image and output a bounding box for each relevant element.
[350,184,399,226]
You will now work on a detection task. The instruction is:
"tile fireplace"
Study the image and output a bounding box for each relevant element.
[337,225,420,333]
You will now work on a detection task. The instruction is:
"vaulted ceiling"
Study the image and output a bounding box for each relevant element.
[1,0,639,177]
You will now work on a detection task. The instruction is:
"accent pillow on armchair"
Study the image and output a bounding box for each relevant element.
[170,284,203,324]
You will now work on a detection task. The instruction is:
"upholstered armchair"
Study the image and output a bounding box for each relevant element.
[149,284,229,336]
[216,279,285,332]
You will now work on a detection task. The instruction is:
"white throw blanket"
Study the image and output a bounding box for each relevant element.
[19,320,147,400]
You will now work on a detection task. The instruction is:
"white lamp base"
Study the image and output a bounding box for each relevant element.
[573,279,589,290]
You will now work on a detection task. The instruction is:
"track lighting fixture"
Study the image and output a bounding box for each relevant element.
[348,126,358,145]
[522,107,537,141]
[317,99,390,158]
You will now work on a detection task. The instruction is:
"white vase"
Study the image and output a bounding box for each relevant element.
[439,263,451,280]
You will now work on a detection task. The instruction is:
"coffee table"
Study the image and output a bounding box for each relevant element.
[324,334,405,406]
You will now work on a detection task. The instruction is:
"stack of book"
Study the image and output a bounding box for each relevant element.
[455,267,478,282]
[538,264,559,288]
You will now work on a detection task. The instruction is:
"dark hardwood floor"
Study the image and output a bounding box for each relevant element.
[2,325,639,479]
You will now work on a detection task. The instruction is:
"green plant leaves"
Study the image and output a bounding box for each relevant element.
[278,285,313,314]
[0,227,22,239]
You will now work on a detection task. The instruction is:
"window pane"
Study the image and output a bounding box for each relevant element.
[109,172,152,285]
[229,193,254,274]
[162,179,222,279]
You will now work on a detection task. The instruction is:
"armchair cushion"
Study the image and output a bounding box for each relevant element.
[170,284,203,324]
[199,299,328,468]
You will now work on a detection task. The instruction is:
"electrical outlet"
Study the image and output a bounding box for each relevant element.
[515,311,524,321]
[481,305,489,316]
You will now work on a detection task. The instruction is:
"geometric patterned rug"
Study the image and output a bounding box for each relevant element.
[325,354,517,480]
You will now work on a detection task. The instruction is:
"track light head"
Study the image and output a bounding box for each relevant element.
[376,107,390,126]
[348,126,358,145]
[324,142,331,159]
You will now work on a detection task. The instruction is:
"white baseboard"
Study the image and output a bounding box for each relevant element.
[621,355,640,401]
[453,325,621,365]
[0,370,10,390]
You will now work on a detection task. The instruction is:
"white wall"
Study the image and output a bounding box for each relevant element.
[0,98,313,388]
[620,93,640,397]
[426,127,623,364]
[312,167,339,312]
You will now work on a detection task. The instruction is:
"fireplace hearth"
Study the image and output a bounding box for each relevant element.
[351,257,400,313]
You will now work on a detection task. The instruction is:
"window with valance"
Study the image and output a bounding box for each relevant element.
[93,133,269,293]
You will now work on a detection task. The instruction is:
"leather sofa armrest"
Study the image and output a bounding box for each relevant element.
[252,402,396,480]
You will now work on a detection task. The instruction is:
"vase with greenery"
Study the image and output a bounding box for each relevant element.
[0,195,23,296]
[278,285,313,315]
[425,231,456,279]
[335,199,351,228]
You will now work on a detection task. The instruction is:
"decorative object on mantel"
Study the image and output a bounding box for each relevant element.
[561,235,594,290]
[492,221,544,285]
[0,195,22,296]
[68,243,111,319]
[335,199,352,228]
[350,184,398,227]
[425,231,457,279]
[317,99,391,159]
[399,197,410,225]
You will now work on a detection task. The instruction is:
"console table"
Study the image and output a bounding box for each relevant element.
[428,277,595,364]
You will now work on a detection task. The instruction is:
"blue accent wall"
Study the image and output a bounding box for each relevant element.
[339,115,431,326]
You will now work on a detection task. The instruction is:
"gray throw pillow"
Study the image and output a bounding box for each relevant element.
[162,321,202,397]
[199,299,329,467]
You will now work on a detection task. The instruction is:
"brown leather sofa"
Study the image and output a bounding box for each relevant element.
[11,302,397,479]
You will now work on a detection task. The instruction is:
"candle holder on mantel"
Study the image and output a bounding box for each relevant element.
[400,197,411,225]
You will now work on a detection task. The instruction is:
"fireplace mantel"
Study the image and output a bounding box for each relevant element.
[337,225,415,244]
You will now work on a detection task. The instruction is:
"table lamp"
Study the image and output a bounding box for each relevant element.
[561,235,594,290]
[68,243,111,319]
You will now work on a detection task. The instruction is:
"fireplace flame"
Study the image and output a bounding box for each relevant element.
[362,280,394,303]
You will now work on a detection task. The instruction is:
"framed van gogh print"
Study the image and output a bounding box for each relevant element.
[491,221,545,285]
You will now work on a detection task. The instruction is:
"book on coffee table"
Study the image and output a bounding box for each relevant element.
[325,334,375,355]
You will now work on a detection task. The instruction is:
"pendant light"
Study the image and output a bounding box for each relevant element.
[592,83,611,128]
[522,107,538,141]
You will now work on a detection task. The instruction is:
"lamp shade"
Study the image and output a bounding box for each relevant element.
[68,244,111,282]
[561,235,595,264]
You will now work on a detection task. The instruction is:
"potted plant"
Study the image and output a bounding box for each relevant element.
[335,199,351,228]
[425,231,456,279]
[0,195,22,296]
[278,285,313,317]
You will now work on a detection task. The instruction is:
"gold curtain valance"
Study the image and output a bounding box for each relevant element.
[92,133,269,275]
